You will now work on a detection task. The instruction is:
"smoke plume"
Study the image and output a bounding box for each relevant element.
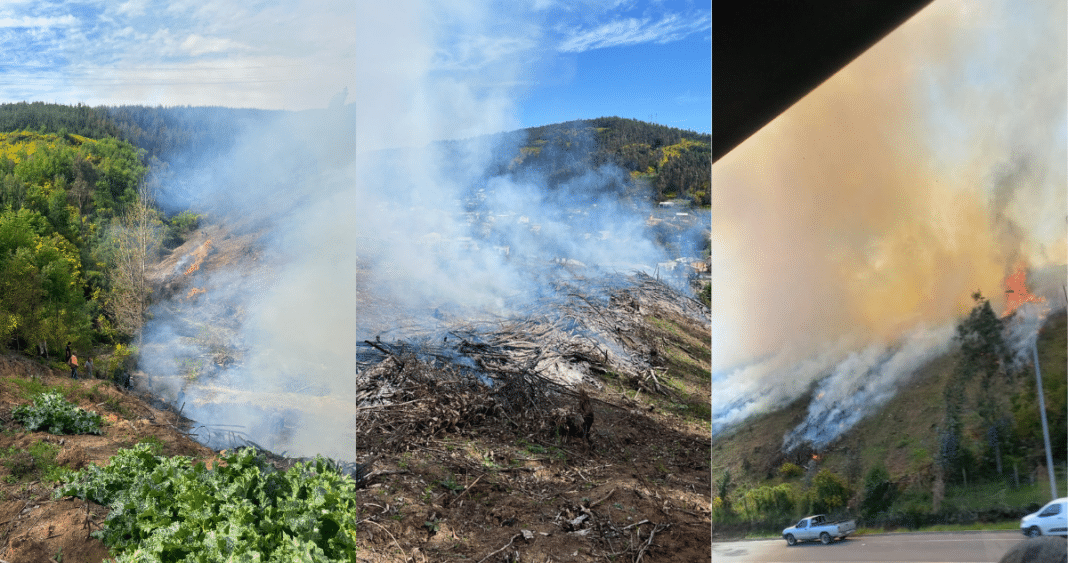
[711,0,1066,440]
[134,7,705,459]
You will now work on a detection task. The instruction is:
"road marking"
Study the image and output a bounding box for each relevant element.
[861,538,1019,542]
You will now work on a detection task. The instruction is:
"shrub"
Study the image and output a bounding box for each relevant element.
[779,462,803,479]
[742,483,795,519]
[4,451,35,478]
[13,391,102,435]
[163,210,200,248]
[106,343,136,387]
[808,469,852,514]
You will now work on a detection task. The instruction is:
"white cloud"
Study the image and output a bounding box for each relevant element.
[114,0,147,17]
[0,0,703,120]
[556,11,708,52]
[434,33,536,71]
[180,34,248,57]
[0,14,77,28]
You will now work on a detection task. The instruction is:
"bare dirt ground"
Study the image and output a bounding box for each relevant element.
[0,344,711,562]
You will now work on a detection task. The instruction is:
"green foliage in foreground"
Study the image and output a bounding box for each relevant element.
[58,444,364,562]
[13,391,102,435]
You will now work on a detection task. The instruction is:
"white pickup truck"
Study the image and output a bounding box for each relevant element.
[782,514,857,545]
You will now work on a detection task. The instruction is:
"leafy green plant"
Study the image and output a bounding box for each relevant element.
[480,454,501,470]
[57,444,365,562]
[13,391,102,435]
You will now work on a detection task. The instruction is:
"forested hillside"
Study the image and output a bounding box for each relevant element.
[2,103,711,205]
[0,102,121,140]
[0,122,173,374]
[712,304,1068,538]
[0,103,708,367]
[103,105,281,164]
[508,117,711,205]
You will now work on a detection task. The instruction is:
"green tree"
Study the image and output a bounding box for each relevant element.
[808,470,852,515]
[860,463,897,518]
[716,469,733,514]
[743,483,795,520]
[0,209,87,352]
[944,292,1012,477]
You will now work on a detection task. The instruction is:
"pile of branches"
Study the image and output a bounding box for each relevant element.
[351,273,708,450]
[354,351,503,448]
[353,341,579,450]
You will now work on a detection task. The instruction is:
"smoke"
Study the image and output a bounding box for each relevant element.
[711,0,1066,438]
[134,6,703,460]
[781,325,954,452]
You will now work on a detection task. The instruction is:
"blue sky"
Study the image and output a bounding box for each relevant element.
[0,0,710,137]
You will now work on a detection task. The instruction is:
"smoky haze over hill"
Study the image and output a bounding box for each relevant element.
[710,0,1066,448]
[135,105,708,460]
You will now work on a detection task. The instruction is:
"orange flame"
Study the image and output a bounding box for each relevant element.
[184,239,213,275]
[186,287,206,300]
[1003,263,1044,316]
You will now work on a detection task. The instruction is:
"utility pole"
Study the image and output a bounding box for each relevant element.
[1032,338,1058,500]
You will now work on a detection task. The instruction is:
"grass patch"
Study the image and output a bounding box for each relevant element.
[516,438,546,455]
[941,473,1068,513]
[9,376,63,401]
[0,440,71,483]
[101,395,131,418]
[641,312,711,426]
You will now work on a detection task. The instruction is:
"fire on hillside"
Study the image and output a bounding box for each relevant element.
[138,192,709,462]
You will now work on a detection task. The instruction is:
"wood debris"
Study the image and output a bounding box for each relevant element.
[351,272,709,450]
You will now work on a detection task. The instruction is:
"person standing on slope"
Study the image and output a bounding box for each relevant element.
[70,353,78,380]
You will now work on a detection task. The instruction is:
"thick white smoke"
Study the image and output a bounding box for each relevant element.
[710,0,1066,442]
[135,5,704,459]
[780,325,955,452]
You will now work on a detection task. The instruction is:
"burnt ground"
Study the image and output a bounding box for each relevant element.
[0,313,711,563]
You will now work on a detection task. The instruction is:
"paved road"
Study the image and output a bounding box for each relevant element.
[712,531,1027,562]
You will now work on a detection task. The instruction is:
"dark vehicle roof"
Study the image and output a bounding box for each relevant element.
[712,1,935,162]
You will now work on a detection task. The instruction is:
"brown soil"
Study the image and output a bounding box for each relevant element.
[0,352,711,562]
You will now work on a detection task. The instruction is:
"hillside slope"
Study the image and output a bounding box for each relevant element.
[712,309,1067,536]
[0,318,711,562]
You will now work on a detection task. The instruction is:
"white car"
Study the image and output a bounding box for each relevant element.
[1021,498,1068,537]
